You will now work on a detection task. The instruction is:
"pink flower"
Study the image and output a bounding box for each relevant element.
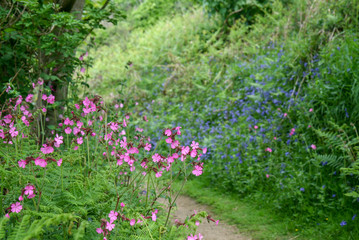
[191,141,199,149]
[24,185,35,195]
[5,213,9,218]
[187,235,196,240]
[155,171,163,178]
[54,134,63,147]
[18,159,26,168]
[144,143,151,151]
[195,221,200,226]
[164,129,172,136]
[35,157,47,167]
[57,158,63,166]
[265,148,272,153]
[21,116,29,126]
[42,94,48,101]
[266,174,270,178]
[203,148,207,154]
[181,146,190,155]
[77,137,83,145]
[25,94,33,103]
[19,195,23,201]
[198,233,203,240]
[74,146,79,150]
[190,149,197,158]
[80,67,85,73]
[38,79,43,85]
[42,108,47,113]
[96,228,103,234]
[192,165,203,176]
[152,153,162,163]
[309,108,313,112]
[152,212,157,222]
[108,210,118,222]
[130,219,136,226]
[47,95,55,104]
[41,144,54,154]
[10,202,22,213]
[9,126,18,138]
[283,113,287,117]
[120,103,124,108]
[171,140,179,149]
[254,125,258,129]
[106,221,115,231]
[311,144,317,150]
[64,127,72,134]
[175,126,182,135]
[165,137,172,144]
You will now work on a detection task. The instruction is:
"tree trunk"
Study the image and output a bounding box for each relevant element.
[39,0,85,140]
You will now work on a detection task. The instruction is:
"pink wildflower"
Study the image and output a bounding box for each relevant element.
[155,171,163,178]
[144,143,151,151]
[265,148,272,153]
[152,212,157,222]
[182,146,190,155]
[41,144,54,154]
[190,149,197,158]
[105,221,115,231]
[164,129,172,136]
[25,94,33,103]
[171,140,179,149]
[108,210,118,222]
[57,158,63,166]
[152,153,162,163]
[77,137,83,145]
[311,144,317,150]
[130,219,136,226]
[47,95,55,104]
[10,202,22,213]
[34,157,47,167]
[18,159,26,168]
[192,165,203,176]
[64,127,72,134]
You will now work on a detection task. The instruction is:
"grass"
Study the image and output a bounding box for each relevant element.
[173,175,298,240]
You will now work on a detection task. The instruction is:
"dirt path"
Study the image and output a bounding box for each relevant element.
[171,195,251,240]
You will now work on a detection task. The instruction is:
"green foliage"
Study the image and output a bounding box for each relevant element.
[0,0,121,103]
[89,0,359,238]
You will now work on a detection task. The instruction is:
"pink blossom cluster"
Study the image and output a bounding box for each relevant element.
[4,184,37,218]
[18,156,62,169]
[0,95,34,144]
[96,206,157,239]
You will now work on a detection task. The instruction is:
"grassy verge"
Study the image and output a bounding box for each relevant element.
[174,175,358,239]
[173,176,297,240]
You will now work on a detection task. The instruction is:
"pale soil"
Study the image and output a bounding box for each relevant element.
[166,195,251,240]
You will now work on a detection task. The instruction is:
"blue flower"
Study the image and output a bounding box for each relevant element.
[340,220,347,226]
[300,187,305,192]
[352,214,356,221]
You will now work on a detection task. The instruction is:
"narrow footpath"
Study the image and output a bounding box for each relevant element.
[172,195,250,240]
